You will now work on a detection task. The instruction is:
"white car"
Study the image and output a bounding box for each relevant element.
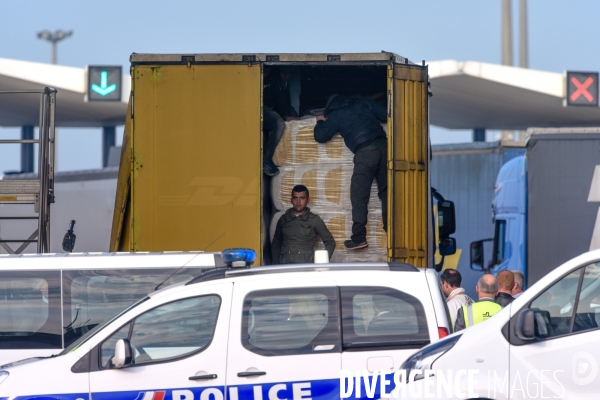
[401,249,600,399]
[0,249,450,399]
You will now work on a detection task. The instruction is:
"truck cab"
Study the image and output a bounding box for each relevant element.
[471,156,526,280]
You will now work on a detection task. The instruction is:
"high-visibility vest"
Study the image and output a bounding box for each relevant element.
[462,300,502,328]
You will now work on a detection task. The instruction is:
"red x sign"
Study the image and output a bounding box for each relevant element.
[566,72,599,107]
[571,76,594,102]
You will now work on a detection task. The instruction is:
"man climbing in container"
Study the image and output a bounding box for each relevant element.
[314,94,387,250]
[271,185,335,264]
[263,66,300,177]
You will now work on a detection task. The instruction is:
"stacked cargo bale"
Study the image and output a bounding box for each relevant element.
[271,117,387,262]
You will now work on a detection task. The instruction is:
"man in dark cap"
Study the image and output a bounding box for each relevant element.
[313,95,387,250]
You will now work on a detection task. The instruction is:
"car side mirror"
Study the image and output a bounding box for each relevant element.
[111,338,132,368]
[515,309,535,341]
[439,237,456,256]
[437,200,456,238]
[532,309,551,338]
[470,239,492,271]
[515,308,551,341]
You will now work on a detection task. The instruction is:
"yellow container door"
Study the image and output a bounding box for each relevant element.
[388,64,429,267]
[131,64,261,257]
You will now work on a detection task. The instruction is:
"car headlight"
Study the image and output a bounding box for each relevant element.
[0,371,9,385]
[400,334,461,381]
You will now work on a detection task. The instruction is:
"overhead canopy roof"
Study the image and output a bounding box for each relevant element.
[0,58,129,128]
[429,60,600,130]
[2,57,600,131]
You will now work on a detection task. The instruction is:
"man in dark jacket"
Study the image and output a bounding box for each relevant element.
[314,94,387,250]
[271,185,335,264]
[495,270,515,308]
[263,67,299,177]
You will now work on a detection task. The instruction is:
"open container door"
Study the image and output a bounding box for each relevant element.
[388,63,429,267]
[110,94,133,252]
[128,63,262,257]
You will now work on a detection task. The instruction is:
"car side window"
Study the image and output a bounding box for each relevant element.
[0,270,62,349]
[63,268,203,348]
[340,286,429,350]
[573,263,600,333]
[241,287,339,356]
[100,295,220,368]
[530,268,582,338]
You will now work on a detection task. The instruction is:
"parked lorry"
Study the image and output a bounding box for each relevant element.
[471,127,600,287]
[110,52,456,268]
[1,168,118,254]
[431,141,525,295]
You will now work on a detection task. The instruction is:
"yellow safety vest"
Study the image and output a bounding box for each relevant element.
[462,300,502,328]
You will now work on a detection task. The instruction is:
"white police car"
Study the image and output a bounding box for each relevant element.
[0,249,450,400]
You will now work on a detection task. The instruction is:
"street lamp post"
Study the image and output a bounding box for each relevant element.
[37,30,73,65]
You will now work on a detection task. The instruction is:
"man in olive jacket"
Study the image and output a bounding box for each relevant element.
[271,185,336,264]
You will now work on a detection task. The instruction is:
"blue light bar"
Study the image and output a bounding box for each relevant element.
[222,248,256,267]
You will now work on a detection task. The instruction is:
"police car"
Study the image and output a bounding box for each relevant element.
[0,249,450,399]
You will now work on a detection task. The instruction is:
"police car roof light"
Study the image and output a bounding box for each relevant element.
[222,248,256,268]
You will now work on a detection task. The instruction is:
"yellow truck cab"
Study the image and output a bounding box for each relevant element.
[110,52,456,268]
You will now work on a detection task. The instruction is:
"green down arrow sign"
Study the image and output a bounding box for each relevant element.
[91,71,117,96]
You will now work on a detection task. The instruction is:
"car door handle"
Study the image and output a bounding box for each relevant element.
[189,374,217,381]
[237,371,266,377]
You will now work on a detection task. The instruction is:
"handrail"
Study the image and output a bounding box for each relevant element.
[0,140,40,144]
[0,87,56,254]
[0,90,47,94]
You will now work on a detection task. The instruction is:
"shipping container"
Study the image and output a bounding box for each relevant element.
[111,52,456,267]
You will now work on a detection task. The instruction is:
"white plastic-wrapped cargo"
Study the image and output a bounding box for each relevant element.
[270,118,387,263]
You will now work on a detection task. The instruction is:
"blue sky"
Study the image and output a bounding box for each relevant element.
[2,0,600,172]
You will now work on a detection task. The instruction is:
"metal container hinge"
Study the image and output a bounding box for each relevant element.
[242,55,256,63]
[266,55,279,62]
[327,55,341,62]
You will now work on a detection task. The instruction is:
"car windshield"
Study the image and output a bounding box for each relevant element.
[59,296,149,356]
